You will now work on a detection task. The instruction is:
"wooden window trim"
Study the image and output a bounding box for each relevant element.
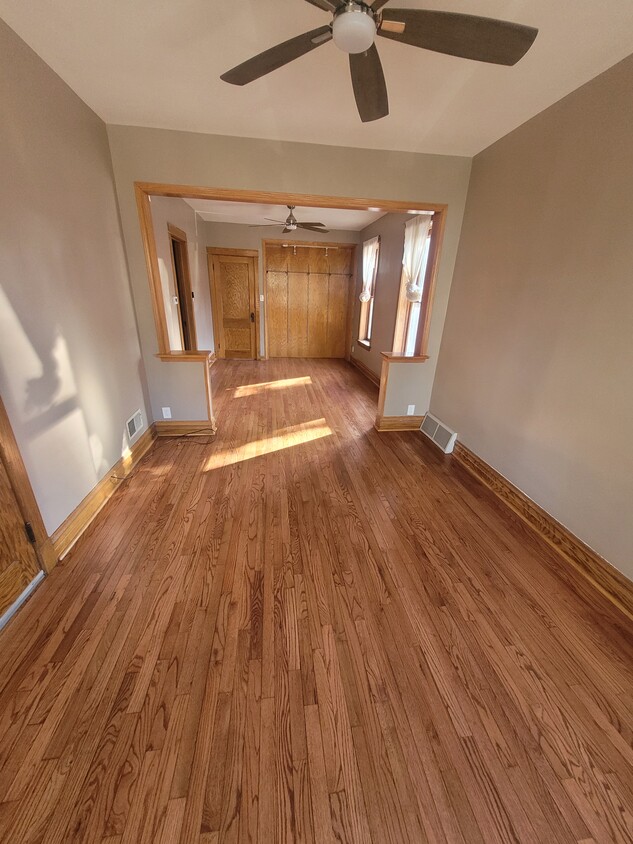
[134,183,447,357]
[392,211,445,357]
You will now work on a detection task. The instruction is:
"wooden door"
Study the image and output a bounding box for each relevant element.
[208,250,258,359]
[265,242,355,358]
[0,455,41,619]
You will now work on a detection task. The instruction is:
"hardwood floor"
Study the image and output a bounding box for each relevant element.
[0,358,632,843]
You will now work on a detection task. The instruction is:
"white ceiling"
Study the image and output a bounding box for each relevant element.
[1,1,633,156]
[182,199,386,230]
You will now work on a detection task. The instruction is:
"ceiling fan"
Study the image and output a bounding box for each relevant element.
[250,206,330,234]
[221,1,538,123]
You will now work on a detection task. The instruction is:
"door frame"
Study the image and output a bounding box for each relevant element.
[207,247,260,360]
[167,223,198,351]
[0,398,56,578]
[262,238,357,361]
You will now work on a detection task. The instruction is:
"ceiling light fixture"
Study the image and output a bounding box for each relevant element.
[332,3,376,55]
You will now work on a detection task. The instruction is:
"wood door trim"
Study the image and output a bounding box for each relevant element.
[0,398,56,573]
[167,224,198,351]
[207,248,259,258]
[207,249,259,360]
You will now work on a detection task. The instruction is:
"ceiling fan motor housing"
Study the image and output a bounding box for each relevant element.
[332,2,377,54]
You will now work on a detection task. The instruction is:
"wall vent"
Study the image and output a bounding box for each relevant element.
[126,410,144,442]
[420,413,457,454]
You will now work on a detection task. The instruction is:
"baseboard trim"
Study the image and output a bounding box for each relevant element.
[51,426,156,559]
[375,415,424,432]
[154,420,217,437]
[349,356,380,388]
[453,442,633,621]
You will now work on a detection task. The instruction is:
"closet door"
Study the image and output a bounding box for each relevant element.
[265,243,354,358]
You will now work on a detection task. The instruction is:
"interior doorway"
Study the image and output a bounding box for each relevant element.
[208,248,259,359]
[168,224,197,351]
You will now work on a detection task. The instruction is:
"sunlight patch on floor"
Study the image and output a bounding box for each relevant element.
[204,418,331,470]
[231,376,312,398]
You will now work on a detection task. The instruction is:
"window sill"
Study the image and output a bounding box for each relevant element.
[380,352,429,363]
[357,339,371,350]
[156,351,215,363]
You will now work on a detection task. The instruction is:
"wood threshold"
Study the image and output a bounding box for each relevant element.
[51,426,157,559]
[453,441,633,621]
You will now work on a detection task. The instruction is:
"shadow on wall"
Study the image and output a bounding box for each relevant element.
[0,279,130,533]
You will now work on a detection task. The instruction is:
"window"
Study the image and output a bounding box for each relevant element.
[358,236,380,348]
[393,214,434,356]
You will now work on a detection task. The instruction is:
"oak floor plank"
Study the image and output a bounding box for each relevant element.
[0,358,631,843]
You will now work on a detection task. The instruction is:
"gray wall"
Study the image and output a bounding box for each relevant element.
[0,21,149,535]
[351,213,408,376]
[149,196,214,351]
[107,124,472,421]
[351,212,447,418]
[431,54,633,578]
[204,221,360,358]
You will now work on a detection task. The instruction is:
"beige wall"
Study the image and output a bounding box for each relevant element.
[107,124,471,421]
[0,21,149,535]
[351,212,445,417]
[351,213,408,376]
[149,196,214,350]
[204,221,360,358]
[431,54,633,578]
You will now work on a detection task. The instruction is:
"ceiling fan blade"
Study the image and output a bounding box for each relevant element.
[283,227,294,234]
[265,218,287,223]
[349,44,389,123]
[304,0,337,11]
[372,0,391,10]
[221,25,333,85]
[249,223,284,228]
[378,10,537,66]
[294,221,327,227]
[298,224,331,233]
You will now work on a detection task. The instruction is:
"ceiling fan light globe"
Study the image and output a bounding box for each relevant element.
[332,7,376,54]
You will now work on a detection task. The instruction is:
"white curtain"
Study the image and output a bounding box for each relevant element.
[360,236,380,302]
[402,214,433,303]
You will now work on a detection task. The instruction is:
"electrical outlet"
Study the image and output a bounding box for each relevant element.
[162,407,172,419]
[351,344,355,353]
[407,405,415,416]
[260,294,264,302]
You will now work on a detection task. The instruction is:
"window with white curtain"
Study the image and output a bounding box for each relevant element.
[358,235,380,347]
[394,214,434,356]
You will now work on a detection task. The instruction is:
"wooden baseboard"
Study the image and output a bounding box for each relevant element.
[154,420,217,437]
[51,426,156,559]
[375,415,424,432]
[349,356,380,388]
[453,442,633,621]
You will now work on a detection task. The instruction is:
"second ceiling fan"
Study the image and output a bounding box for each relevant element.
[251,206,330,234]
[221,1,538,123]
